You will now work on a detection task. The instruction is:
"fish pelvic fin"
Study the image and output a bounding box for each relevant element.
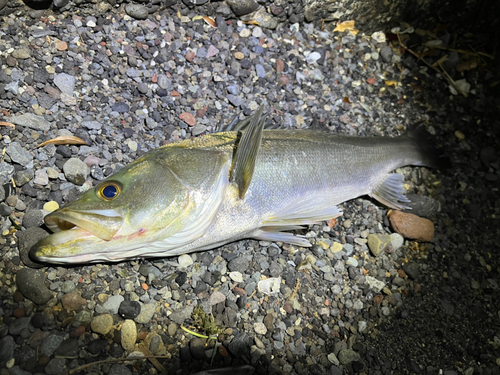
[370,173,412,210]
[230,106,266,199]
[253,227,312,247]
[407,124,451,170]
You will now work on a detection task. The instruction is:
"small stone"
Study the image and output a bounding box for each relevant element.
[61,291,87,312]
[0,336,15,365]
[179,112,196,126]
[6,142,33,166]
[190,337,207,359]
[125,4,149,20]
[16,227,48,268]
[209,291,226,305]
[10,113,50,131]
[134,302,156,324]
[22,209,45,228]
[12,48,30,59]
[228,332,250,357]
[13,169,33,187]
[43,201,59,212]
[91,314,114,335]
[227,0,259,16]
[34,169,49,185]
[338,348,361,364]
[390,233,404,250]
[178,254,193,268]
[16,268,53,304]
[389,211,435,242]
[229,271,243,283]
[234,52,244,60]
[103,295,125,314]
[119,300,141,319]
[120,319,137,351]
[54,73,75,96]
[367,233,392,257]
[63,158,90,185]
[403,262,420,280]
[254,322,267,335]
[45,358,66,375]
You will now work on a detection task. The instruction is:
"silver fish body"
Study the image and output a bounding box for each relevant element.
[30,109,444,264]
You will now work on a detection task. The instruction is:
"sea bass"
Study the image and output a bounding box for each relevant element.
[30,107,445,264]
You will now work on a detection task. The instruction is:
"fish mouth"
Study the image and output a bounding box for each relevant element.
[30,209,124,263]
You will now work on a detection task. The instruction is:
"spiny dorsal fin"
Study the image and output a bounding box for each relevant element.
[215,108,283,133]
[230,106,266,199]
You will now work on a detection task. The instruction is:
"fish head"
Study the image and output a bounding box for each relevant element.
[30,147,230,264]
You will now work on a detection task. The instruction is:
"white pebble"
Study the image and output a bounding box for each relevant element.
[178,254,193,268]
[229,271,243,283]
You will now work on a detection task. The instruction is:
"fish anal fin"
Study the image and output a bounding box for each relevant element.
[253,228,312,247]
[264,201,342,226]
[370,173,411,210]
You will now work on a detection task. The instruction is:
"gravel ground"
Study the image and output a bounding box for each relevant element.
[0,2,499,375]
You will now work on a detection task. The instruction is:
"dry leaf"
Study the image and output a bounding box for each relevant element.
[456,58,479,72]
[333,20,359,35]
[0,121,15,128]
[384,80,399,87]
[36,136,87,148]
[203,16,216,28]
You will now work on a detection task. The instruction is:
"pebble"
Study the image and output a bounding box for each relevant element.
[63,158,90,185]
[61,291,87,312]
[254,322,267,335]
[178,254,193,268]
[119,300,141,319]
[389,211,435,242]
[91,314,114,335]
[367,233,392,257]
[16,268,53,305]
[10,113,51,131]
[6,142,33,166]
[229,271,243,282]
[43,201,59,212]
[134,303,156,324]
[0,163,15,185]
[45,358,66,375]
[390,233,404,250]
[0,336,14,365]
[338,348,361,364]
[125,4,149,19]
[53,73,75,96]
[102,295,125,314]
[120,319,137,351]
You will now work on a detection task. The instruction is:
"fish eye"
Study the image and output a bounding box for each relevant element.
[97,182,122,201]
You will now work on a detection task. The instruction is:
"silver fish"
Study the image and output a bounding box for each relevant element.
[31,107,445,264]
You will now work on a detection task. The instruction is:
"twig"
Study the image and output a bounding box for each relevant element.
[68,355,172,374]
[139,342,168,374]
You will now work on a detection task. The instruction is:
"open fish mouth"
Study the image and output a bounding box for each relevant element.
[44,209,123,241]
[29,209,124,263]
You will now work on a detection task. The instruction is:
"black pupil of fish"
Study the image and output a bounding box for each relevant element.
[102,185,118,199]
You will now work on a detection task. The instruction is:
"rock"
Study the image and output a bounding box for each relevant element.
[103,295,124,314]
[10,113,51,131]
[41,334,65,357]
[227,0,259,16]
[134,302,156,324]
[338,348,361,364]
[0,336,14,365]
[13,169,34,187]
[22,209,45,228]
[91,314,114,335]
[16,268,53,304]
[118,300,141,319]
[63,158,90,185]
[120,319,137,351]
[178,254,193,268]
[61,291,87,312]
[404,193,440,218]
[189,338,207,359]
[125,4,149,19]
[390,233,404,251]
[228,332,251,357]
[228,256,251,273]
[389,211,435,242]
[403,262,420,280]
[16,227,49,268]
[168,305,194,325]
[12,48,30,59]
[54,339,79,357]
[45,358,66,375]
[53,73,75,96]
[9,317,31,335]
[109,364,133,375]
[209,291,226,305]
[254,322,267,335]
[6,142,33,166]
[0,162,15,185]
[367,233,392,257]
[34,169,49,185]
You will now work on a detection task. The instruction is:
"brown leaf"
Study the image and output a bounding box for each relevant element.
[203,16,216,28]
[36,136,87,148]
[456,58,479,72]
[0,121,15,128]
[333,20,359,35]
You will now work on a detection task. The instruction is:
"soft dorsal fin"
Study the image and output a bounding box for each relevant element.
[229,106,266,199]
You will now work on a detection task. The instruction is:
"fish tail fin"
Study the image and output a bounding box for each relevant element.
[407,124,451,170]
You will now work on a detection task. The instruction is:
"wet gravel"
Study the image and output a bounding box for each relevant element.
[0,1,500,375]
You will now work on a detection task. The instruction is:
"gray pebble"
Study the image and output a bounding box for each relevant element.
[22,209,45,229]
[13,169,34,187]
[41,334,65,357]
[54,73,75,96]
[63,158,90,185]
[16,268,53,304]
[0,162,15,185]
[134,302,156,324]
[45,358,66,375]
[6,142,33,167]
[9,317,31,335]
[228,332,251,357]
[125,4,149,19]
[338,348,360,364]
[403,262,420,280]
[103,295,125,314]
[0,335,14,365]
[16,227,49,268]
[10,113,50,131]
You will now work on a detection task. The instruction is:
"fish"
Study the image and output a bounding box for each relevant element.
[190,365,254,375]
[30,107,447,264]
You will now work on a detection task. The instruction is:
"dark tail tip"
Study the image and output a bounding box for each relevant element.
[407,124,451,170]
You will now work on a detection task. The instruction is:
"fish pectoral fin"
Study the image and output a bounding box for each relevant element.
[229,106,266,199]
[253,227,312,247]
[370,173,411,210]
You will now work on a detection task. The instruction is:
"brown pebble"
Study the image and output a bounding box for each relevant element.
[185,51,195,62]
[61,291,87,312]
[196,105,207,118]
[13,308,25,318]
[276,58,284,72]
[56,40,68,51]
[70,325,86,338]
[232,286,246,296]
[179,112,196,126]
[388,211,435,242]
[372,295,383,305]
[234,51,244,60]
[397,269,407,278]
